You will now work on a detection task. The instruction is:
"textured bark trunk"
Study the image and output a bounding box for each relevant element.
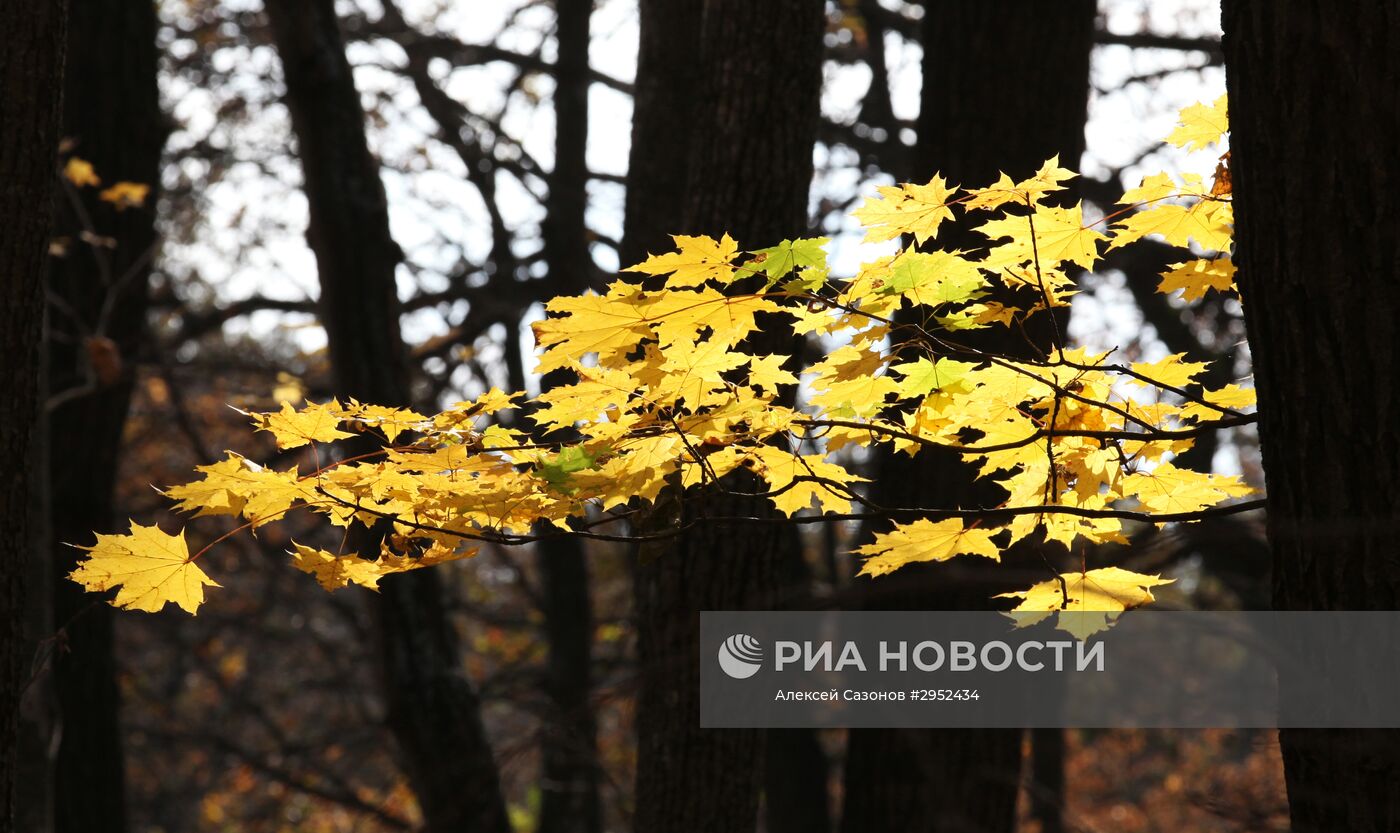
[1028,728,1065,833]
[45,4,164,831]
[0,4,68,831]
[764,726,831,833]
[763,546,832,833]
[623,2,825,832]
[841,5,1094,833]
[263,3,511,831]
[1222,3,1400,831]
[536,4,601,831]
[618,0,700,268]
[536,536,598,833]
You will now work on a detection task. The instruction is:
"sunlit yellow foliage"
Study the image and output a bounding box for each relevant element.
[62,156,101,187]
[1158,257,1237,301]
[856,519,1001,578]
[290,541,475,591]
[71,523,218,614]
[98,181,151,209]
[72,97,1255,622]
[998,567,1176,638]
[1166,94,1229,152]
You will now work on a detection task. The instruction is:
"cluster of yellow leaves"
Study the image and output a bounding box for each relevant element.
[72,97,1254,625]
[1000,567,1177,639]
[61,155,151,209]
[1110,94,1236,302]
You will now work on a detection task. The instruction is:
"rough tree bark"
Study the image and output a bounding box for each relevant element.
[263,3,511,831]
[763,543,833,833]
[44,4,165,831]
[1221,3,1400,831]
[535,2,601,832]
[841,4,1094,833]
[623,2,825,832]
[0,4,68,831]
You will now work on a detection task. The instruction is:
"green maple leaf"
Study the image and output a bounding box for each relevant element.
[539,445,603,491]
[749,237,830,283]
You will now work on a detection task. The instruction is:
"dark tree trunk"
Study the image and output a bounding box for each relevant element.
[764,725,832,833]
[841,4,1094,833]
[536,536,599,833]
[535,4,601,832]
[543,0,592,297]
[263,3,511,831]
[763,546,832,833]
[618,0,701,267]
[0,3,68,830]
[1028,728,1066,833]
[45,4,164,831]
[623,2,825,832]
[1222,4,1400,831]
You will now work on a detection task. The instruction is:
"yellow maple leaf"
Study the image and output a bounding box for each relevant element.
[1119,172,1179,205]
[63,156,101,187]
[1180,383,1256,422]
[891,357,976,398]
[656,290,781,349]
[1128,353,1210,389]
[747,445,863,516]
[70,523,219,614]
[626,234,740,287]
[573,434,683,509]
[164,454,309,526]
[1158,257,1236,301]
[1006,494,1128,552]
[979,202,1105,270]
[1108,200,1232,252]
[657,338,748,405]
[852,175,959,244]
[809,373,899,419]
[997,567,1175,638]
[429,387,523,432]
[856,518,1001,578]
[255,400,355,449]
[1119,463,1254,514]
[963,156,1077,210]
[533,288,658,372]
[744,354,798,395]
[290,541,474,591]
[1166,94,1229,151]
[99,181,150,210]
[533,366,638,430]
[348,403,428,442]
[661,337,748,381]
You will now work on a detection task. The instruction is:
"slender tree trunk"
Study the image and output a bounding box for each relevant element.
[0,4,68,830]
[623,2,825,832]
[44,4,164,831]
[1222,4,1400,831]
[765,528,832,833]
[536,537,598,833]
[535,5,602,830]
[1028,728,1065,833]
[841,5,1094,833]
[263,3,511,831]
